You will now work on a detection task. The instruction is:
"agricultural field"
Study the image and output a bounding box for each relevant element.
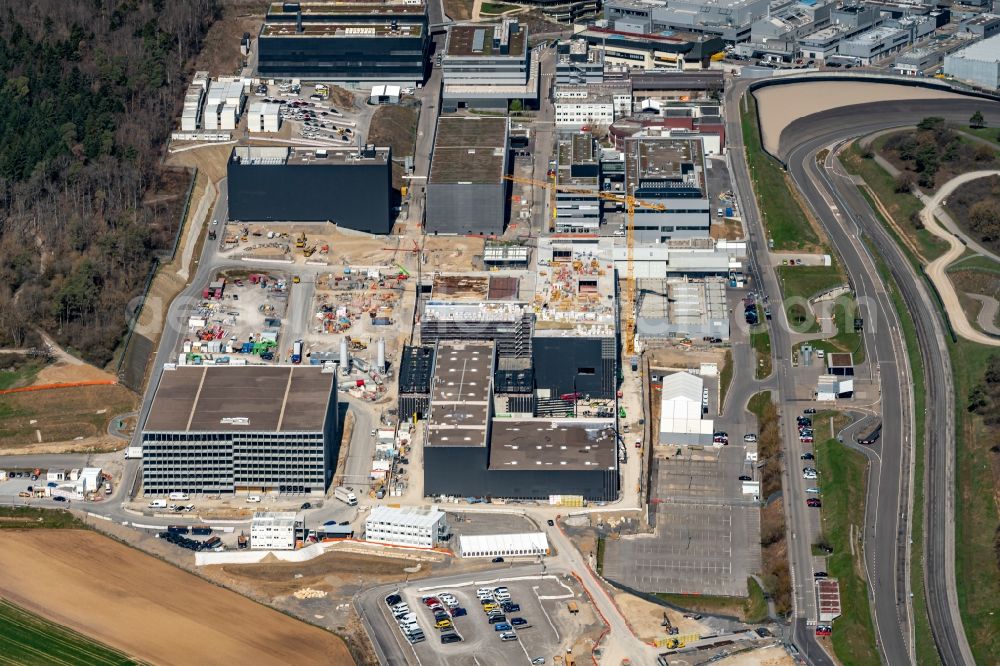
[0,599,136,666]
[0,530,353,666]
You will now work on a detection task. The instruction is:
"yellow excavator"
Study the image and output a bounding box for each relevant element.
[296,232,306,249]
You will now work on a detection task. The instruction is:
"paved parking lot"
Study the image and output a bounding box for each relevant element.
[376,576,578,665]
[604,440,762,598]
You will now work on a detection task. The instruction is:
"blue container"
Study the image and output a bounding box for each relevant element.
[725,207,733,217]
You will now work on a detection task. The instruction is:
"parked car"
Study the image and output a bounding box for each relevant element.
[814,571,828,578]
[501,602,520,613]
[801,452,815,460]
[53,496,67,502]
[804,408,817,414]
[492,556,505,563]
[815,625,832,637]
[500,632,519,641]
[300,502,311,510]
[385,594,402,607]
[441,632,462,644]
[806,498,822,508]
[743,433,758,443]
[738,475,752,481]
[547,519,555,526]
[494,623,513,632]
[511,617,529,627]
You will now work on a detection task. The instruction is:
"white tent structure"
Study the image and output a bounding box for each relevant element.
[658,372,714,446]
[458,532,549,558]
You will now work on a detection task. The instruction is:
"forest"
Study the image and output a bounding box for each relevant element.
[0,0,217,365]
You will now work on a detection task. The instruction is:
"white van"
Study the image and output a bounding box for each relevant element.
[246,495,262,503]
[169,492,189,501]
[148,499,167,509]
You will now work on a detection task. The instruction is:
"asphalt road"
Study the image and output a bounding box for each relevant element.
[771,94,997,666]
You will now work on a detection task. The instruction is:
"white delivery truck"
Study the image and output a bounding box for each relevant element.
[169,492,190,501]
[149,499,167,509]
[334,486,358,506]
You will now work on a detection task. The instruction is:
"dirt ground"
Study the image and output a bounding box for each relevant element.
[648,347,727,370]
[0,530,354,666]
[368,105,419,158]
[193,2,264,76]
[754,82,962,155]
[716,645,796,666]
[614,592,708,640]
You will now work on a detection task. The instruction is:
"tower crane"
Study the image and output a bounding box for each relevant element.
[503,174,668,355]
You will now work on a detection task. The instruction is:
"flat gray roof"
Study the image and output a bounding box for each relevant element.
[489,419,618,471]
[426,342,494,448]
[144,366,335,433]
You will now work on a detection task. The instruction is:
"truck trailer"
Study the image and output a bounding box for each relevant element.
[334,486,358,506]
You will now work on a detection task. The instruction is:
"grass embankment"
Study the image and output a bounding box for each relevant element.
[740,94,820,251]
[442,0,473,19]
[596,536,606,575]
[814,437,878,665]
[0,361,42,391]
[480,1,518,13]
[750,308,772,380]
[719,350,734,409]
[0,384,136,449]
[948,254,1000,274]
[0,599,137,666]
[956,125,1000,147]
[949,341,1000,665]
[654,577,768,623]
[841,140,949,262]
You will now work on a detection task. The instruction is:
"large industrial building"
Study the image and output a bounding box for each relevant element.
[226,145,392,233]
[425,117,510,235]
[577,26,724,71]
[945,33,1000,89]
[603,0,769,42]
[442,19,539,110]
[636,277,729,340]
[421,341,620,501]
[141,365,340,495]
[256,0,429,83]
[623,136,711,242]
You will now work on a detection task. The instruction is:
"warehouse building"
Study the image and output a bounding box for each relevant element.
[658,372,714,446]
[141,365,340,496]
[420,340,619,500]
[226,145,392,233]
[837,25,910,65]
[459,532,550,558]
[622,136,711,242]
[611,238,746,279]
[250,512,304,550]
[257,0,429,83]
[365,505,450,548]
[426,117,510,235]
[636,277,729,340]
[442,19,539,110]
[604,0,769,42]
[945,33,1000,90]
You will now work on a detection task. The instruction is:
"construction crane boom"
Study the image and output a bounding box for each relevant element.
[503,174,666,355]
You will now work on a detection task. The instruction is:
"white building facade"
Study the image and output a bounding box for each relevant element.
[459,532,550,558]
[365,505,449,548]
[250,511,303,550]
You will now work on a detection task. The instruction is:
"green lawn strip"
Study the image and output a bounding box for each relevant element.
[0,507,86,529]
[948,339,1000,665]
[947,254,1000,274]
[654,577,766,623]
[815,437,879,666]
[750,308,772,380]
[841,141,949,262]
[0,362,42,391]
[864,235,940,665]
[480,1,518,12]
[596,535,606,575]
[747,390,771,420]
[0,599,137,666]
[719,350,734,409]
[955,125,1000,147]
[740,94,820,250]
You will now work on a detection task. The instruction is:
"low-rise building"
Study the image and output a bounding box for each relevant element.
[945,33,1000,89]
[658,372,714,446]
[250,511,303,550]
[636,277,729,340]
[554,83,632,129]
[442,19,538,110]
[554,132,602,232]
[459,532,550,558]
[837,25,910,64]
[365,505,449,548]
[578,25,724,71]
[248,101,281,133]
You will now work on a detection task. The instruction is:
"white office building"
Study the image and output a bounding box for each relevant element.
[554,84,632,129]
[459,532,550,558]
[248,101,281,133]
[365,505,449,548]
[250,512,303,550]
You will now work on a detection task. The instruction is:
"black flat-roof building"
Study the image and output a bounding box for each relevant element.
[398,344,435,419]
[257,1,429,83]
[422,341,619,501]
[141,365,340,495]
[227,145,392,233]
